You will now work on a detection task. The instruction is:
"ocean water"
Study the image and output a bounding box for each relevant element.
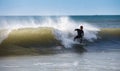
[0,15,120,71]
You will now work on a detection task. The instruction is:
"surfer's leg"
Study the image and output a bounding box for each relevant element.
[80,37,83,43]
[80,38,82,43]
[74,36,79,41]
[74,36,77,41]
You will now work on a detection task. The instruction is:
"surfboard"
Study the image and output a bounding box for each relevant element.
[74,42,86,46]
[73,42,87,52]
[79,43,85,45]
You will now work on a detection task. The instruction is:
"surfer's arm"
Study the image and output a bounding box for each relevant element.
[75,29,79,31]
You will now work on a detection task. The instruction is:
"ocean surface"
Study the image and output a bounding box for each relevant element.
[0,15,120,71]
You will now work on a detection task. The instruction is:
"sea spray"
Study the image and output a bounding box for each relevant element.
[81,23,100,42]
[0,29,12,44]
[53,29,75,48]
[0,16,100,47]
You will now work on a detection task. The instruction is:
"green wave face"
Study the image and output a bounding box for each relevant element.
[99,28,120,38]
[1,27,61,47]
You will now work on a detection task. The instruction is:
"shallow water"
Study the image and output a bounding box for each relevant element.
[0,51,120,71]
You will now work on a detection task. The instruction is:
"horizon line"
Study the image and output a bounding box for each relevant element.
[0,14,120,16]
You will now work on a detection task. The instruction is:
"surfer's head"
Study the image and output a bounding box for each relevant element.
[80,25,83,30]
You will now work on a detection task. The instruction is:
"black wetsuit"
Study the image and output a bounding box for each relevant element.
[74,29,84,43]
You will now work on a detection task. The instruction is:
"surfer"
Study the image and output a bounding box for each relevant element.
[74,25,84,43]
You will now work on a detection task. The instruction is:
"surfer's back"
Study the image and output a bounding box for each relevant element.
[75,29,84,37]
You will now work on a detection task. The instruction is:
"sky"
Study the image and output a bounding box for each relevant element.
[0,0,120,15]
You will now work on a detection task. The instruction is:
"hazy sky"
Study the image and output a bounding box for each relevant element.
[0,0,120,15]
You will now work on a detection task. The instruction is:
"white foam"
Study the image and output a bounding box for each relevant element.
[33,62,78,67]
[2,65,20,68]
[0,29,12,44]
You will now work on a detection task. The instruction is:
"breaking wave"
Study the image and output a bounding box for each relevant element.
[0,16,100,48]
